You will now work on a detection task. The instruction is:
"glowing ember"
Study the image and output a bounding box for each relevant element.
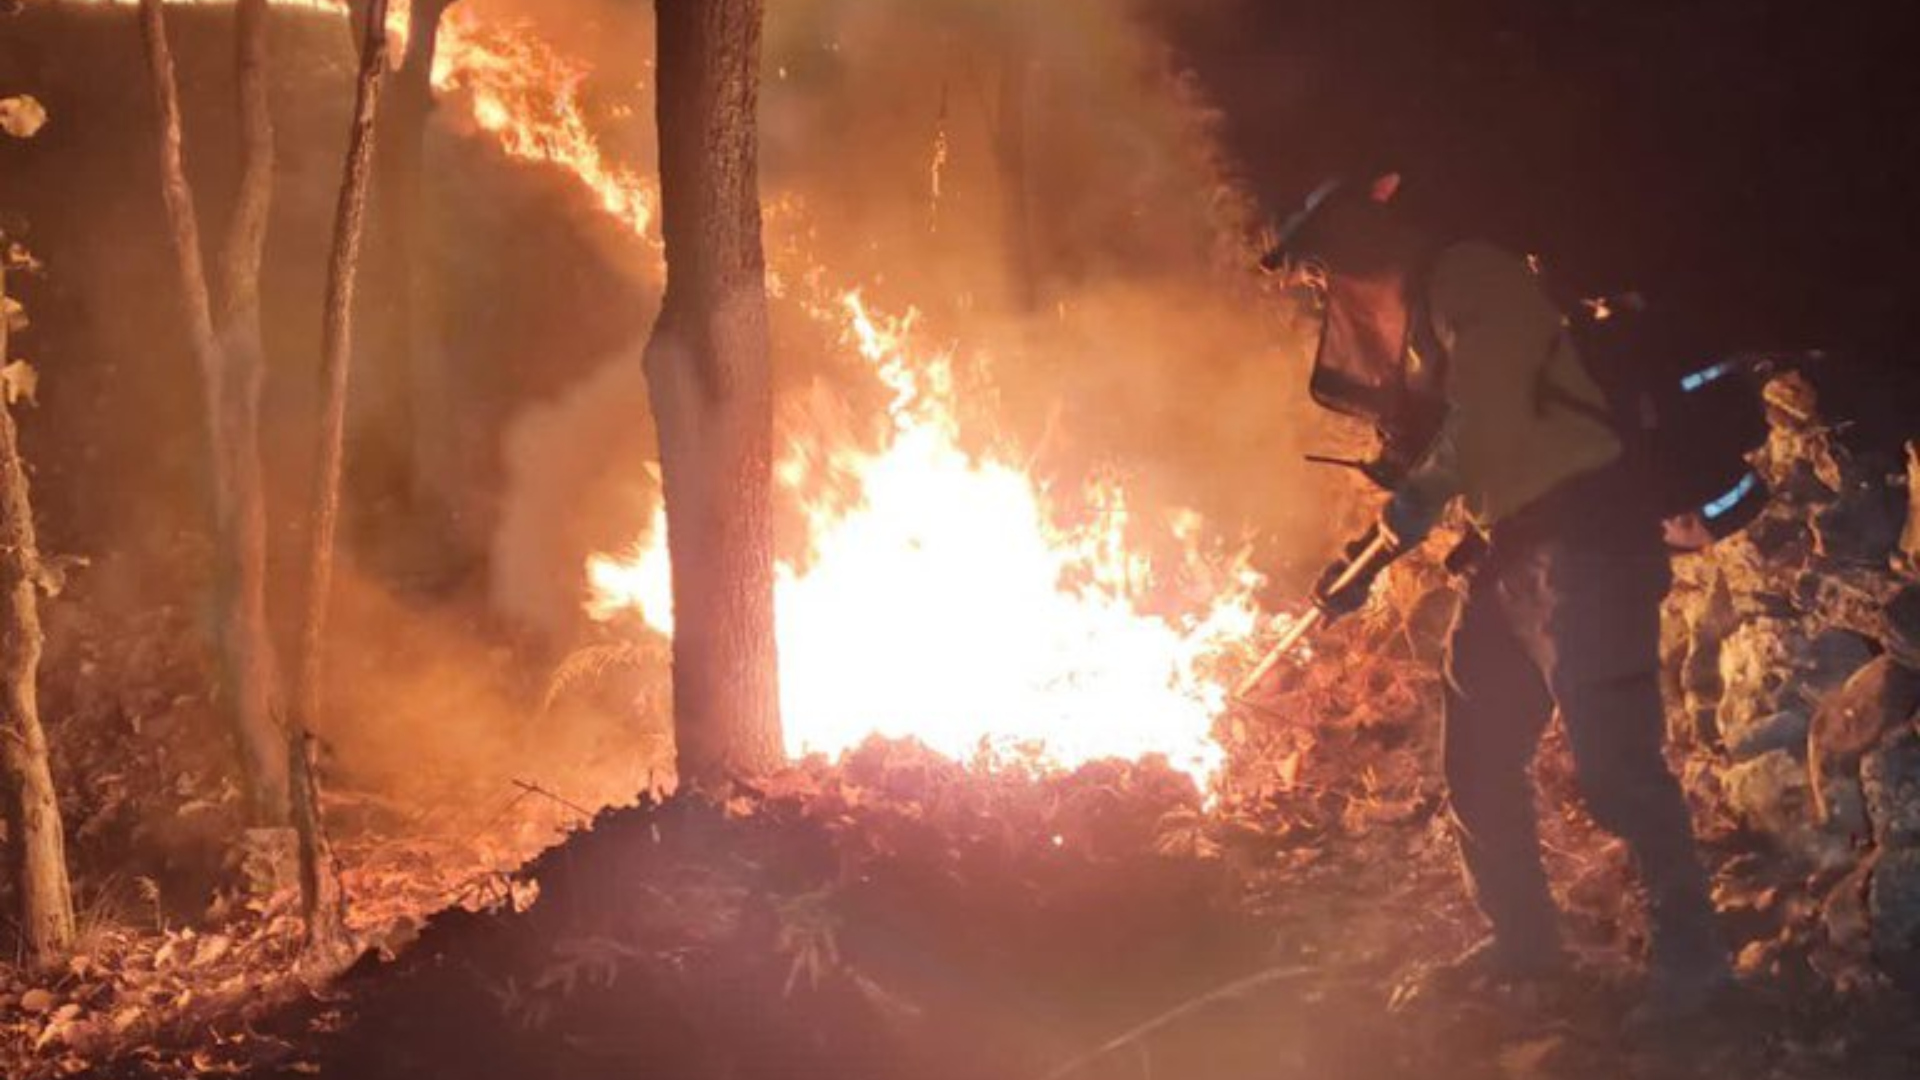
[588,294,1263,785]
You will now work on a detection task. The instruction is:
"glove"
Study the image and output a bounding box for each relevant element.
[1381,479,1449,550]
[1311,529,1391,622]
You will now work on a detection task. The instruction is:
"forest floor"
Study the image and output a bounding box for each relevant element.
[4,617,1916,1080]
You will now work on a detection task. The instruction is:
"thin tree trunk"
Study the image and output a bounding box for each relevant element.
[399,0,459,537]
[0,259,75,964]
[290,0,393,960]
[139,0,290,826]
[363,0,459,549]
[218,0,273,326]
[647,0,783,788]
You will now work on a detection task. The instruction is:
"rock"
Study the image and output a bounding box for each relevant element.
[1823,855,1875,956]
[1804,628,1876,693]
[1869,847,1920,991]
[1746,511,1813,567]
[1862,729,1920,849]
[1723,750,1808,834]
[1812,480,1906,566]
[1668,572,1736,745]
[1808,657,1920,804]
[1726,708,1810,761]
[1717,618,1797,751]
[1722,749,1853,870]
[1887,584,1920,669]
[19,987,54,1014]
[1819,775,1869,838]
[1794,564,1902,641]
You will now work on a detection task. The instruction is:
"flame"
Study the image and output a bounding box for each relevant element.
[94,0,408,34]
[416,7,1270,788]
[429,13,657,240]
[87,0,1268,789]
[589,294,1263,786]
[94,0,655,247]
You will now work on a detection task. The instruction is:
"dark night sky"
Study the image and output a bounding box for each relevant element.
[1151,0,1920,370]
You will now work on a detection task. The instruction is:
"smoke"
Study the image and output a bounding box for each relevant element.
[1,0,1355,859]
[483,0,1344,644]
[489,342,654,644]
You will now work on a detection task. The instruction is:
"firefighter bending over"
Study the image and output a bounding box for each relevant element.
[1267,174,1732,1027]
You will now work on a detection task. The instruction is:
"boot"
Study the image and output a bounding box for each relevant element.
[1624,892,1733,1034]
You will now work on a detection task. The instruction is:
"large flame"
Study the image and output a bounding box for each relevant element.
[102,0,1269,788]
[428,2,1268,787]
[587,293,1263,784]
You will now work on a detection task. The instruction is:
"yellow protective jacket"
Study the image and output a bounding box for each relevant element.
[1388,241,1622,537]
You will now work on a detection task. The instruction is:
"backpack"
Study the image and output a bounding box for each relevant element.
[1543,289,1776,544]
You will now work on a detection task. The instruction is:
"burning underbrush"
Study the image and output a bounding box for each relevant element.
[8,556,1920,1079]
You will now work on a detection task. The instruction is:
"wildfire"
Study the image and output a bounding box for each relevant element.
[93,0,659,243]
[429,13,658,240]
[588,294,1263,785]
[418,3,1269,787]
[95,0,1270,789]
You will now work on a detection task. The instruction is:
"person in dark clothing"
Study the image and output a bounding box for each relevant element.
[1267,175,1731,1026]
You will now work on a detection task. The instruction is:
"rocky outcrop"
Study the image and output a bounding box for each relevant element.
[1665,369,1919,988]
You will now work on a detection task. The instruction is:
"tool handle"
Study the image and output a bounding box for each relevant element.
[1232,528,1397,701]
[1233,607,1324,699]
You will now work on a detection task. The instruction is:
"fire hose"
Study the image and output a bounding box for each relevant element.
[1233,525,1400,701]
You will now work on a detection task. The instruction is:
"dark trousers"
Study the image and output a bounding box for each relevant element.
[1443,468,1716,957]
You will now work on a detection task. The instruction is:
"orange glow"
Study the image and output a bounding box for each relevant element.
[587,293,1263,786]
[430,12,657,241]
[420,6,1267,788]
[95,0,1268,790]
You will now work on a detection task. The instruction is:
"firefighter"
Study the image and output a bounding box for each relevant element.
[1266,175,1731,1027]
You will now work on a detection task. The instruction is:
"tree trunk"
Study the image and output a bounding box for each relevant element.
[139,0,290,825]
[290,0,393,961]
[647,0,783,788]
[361,0,460,556]
[0,259,75,964]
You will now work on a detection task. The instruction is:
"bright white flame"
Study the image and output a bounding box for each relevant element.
[590,295,1262,786]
